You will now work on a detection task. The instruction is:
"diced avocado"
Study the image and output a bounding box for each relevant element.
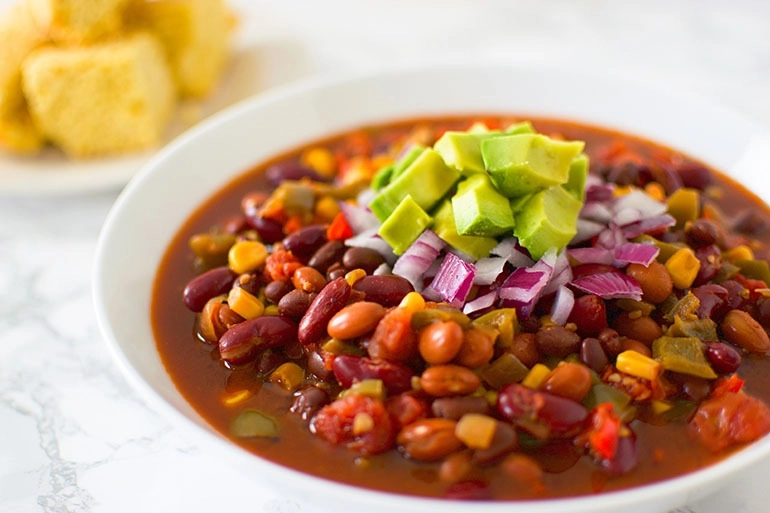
[391,144,426,181]
[432,199,497,260]
[369,148,460,221]
[481,134,585,197]
[378,195,432,255]
[451,174,515,237]
[370,164,394,191]
[514,185,581,260]
[504,120,535,135]
[565,154,589,201]
[434,130,500,175]
[509,193,533,215]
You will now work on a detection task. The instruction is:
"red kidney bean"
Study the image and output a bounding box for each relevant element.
[218,315,298,364]
[326,262,348,281]
[693,245,722,286]
[693,283,729,321]
[290,386,330,422]
[706,341,742,374]
[308,240,347,274]
[353,275,414,307]
[431,396,490,420]
[254,348,285,375]
[580,337,609,373]
[183,266,237,312]
[472,421,518,465]
[677,162,713,190]
[282,225,328,260]
[732,209,769,235]
[245,215,284,244]
[266,161,327,186]
[331,355,414,394]
[535,325,581,358]
[496,383,588,439]
[343,247,386,275]
[264,280,293,304]
[306,350,333,380]
[277,289,316,319]
[568,294,608,337]
[298,277,351,345]
[597,327,623,356]
[685,219,721,247]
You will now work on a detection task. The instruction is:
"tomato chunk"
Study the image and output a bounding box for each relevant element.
[689,390,770,453]
[311,394,396,455]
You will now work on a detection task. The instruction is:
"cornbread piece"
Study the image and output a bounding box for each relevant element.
[22,32,176,158]
[27,0,130,43]
[0,2,48,152]
[127,0,231,98]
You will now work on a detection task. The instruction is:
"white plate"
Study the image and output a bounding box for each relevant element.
[0,46,262,197]
[94,63,770,513]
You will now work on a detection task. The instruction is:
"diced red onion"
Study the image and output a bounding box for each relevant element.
[550,285,575,325]
[596,224,626,250]
[621,214,676,239]
[567,247,615,265]
[572,219,605,245]
[570,271,643,301]
[473,257,507,285]
[542,251,574,296]
[373,263,392,275]
[585,181,614,203]
[338,201,379,234]
[498,250,555,304]
[463,289,498,315]
[580,202,613,223]
[491,237,535,268]
[392,230,446,290]
[425,252,476,308]
[614,242,660,267]
[612,189,667,222]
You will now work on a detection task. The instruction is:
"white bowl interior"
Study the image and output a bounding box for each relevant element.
[94,64,770,513]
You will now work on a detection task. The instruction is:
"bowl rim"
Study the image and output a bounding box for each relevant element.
[93,62,770,512]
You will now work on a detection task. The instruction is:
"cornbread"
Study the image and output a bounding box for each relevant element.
[22,32,176,157]
[0,2,48,153]
[126,0,232,98]
[27,0,131,43]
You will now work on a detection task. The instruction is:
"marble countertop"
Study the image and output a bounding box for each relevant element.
[2,1,770,512]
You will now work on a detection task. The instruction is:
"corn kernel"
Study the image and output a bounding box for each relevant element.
[267,362,305,392]
[341,379,385,400]
[455,413,497,449]
[664,247,701,289]
[644,182,666,202]
[370,154,393,171]
[263,304,280,316]
[301,147,337,179]
[222,389,252,406]
[651,400,673,415]
[345,268,367,286]
[352,412,375,435]
[724,245,754,263]
[613,185,633,197]
[616,350,661,381]
[399,291,425,312]
[314,195,340,221]
[522,363,551,389]
[227,287,265,320]
[228,240,268,274]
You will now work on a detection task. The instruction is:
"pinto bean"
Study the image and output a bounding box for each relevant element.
[721,309,770,353]
[397,418,463,461]
[420,365,481,397]
[327,301,387,340]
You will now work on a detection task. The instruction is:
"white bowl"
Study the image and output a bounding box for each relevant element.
[94,64,770,513]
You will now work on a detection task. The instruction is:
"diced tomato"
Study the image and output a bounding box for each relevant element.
[385,393,428,430]
[327,211,353,241]
[367,307,417,363]
[711,374,745,398]
[689,390,770,453]
[586,403,621,461]
[263,250,303,282]
[311,394,396,455]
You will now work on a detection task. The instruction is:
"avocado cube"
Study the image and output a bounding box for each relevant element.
[378,195,432,255]
[390,144,426,181]
[432,198,497,260]
[564,154,589,201]
[434,130,500,175]
[503,120,535,135]
[451,174,515,237]
[514,185,581,260]
[481,134,585,197]
[369,148,460,221]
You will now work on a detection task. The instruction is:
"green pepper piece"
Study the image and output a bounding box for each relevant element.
[634,234,686,263]
[478,353,529,389]
[230,410,280,438]
[652,336,717,379]
[472,308,518,348]
[666,315,718,341]
[662,292,700,323]
[735,259,770,286]
[411,306,472,330]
